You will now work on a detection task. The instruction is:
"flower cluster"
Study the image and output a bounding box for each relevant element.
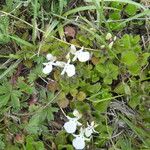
[42,45,91,77]
[63,110,98,149]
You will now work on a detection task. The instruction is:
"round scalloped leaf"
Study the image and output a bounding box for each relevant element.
[121,51,138,66]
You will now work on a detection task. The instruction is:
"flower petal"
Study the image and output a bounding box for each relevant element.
[108,41,114,49]
[72,55,78,62]
[55,61,66,68]
[66,52,70,60]
[70,45,77,54]
[85,128,93,137]
[77,51,90,62]
[106,33,112,40]
[65,64,76,77]
[64,121,77,133]
[46,54,56,61]
[72,137,85,150]
[73,109,82,119]
[42,64,53,74]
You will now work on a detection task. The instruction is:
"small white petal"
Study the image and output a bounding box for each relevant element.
[72,55,78,62]
[70,45,77,54]
[73,110,82,119]
[42,64,53,74]
[46,54,56,61]
[72,137,85,150]
[55,61,66,68]
[91,121,95,126]
[108,41,114,49]
[77,122,82,126]
[60,59,75,77]
[64,121,77,133]
[43,62,49,66]
[66,53,70,60]
[85,128,93,137]
[77,51,90,62]
[114,36,117,41]
[65,64,76,77]
[100,45,105,49]
[106,33,112,40]
[61,67,66,75]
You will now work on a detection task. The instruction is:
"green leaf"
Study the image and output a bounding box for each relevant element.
[123,82,131,95]
[11,92,20,109]
[140,53,150,66]
[26,135,45,150]
[125,4,137,16]
[26,114,40,134]
[96,62,119,84]
[94,100,110,112]
[115,34,141,53]
[55,131,67,146]
[17,77,35,94]
[0,134,5,150]
[0,94,10,107]
[40,106,58,122]
[0,16,10,44]
[121,51,138,66]
[128,64,141,75]
[86,83,101,93]
[58,144,74,150]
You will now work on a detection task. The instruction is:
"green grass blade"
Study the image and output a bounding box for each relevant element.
[63,5,118,16]
[31,0,38,43]
[120,114,150,147]
[44,20,59,38]
[115,9,150,29]
[59,0,64,15]
[85,0,146,10]
[8,35,34,47]
[0,59,22,80]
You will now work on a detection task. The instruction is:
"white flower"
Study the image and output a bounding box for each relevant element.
[84,121,98,137]
[42,62,53,74]
[61,59,76,77]
[65,45,77,60]
[46,54,56,61]
[72,128,90,150]
[106,33,112,40]
[72,47,91,62]
[72,135,85,150]
[42,54,57,74]
[64,116,82,134]
[73,109,82,119]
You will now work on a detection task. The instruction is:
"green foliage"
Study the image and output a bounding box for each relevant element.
[115,34,149,75]
[25,135,45,150]
[121,51,138,66]
[125,4,138,16]
[0,134,5,150]
[96,61,119,84]
[4,0,20,11]
[0,82,22,109]
[26,104,58,134]
[0,0,149,150]
[0,16,10,44]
